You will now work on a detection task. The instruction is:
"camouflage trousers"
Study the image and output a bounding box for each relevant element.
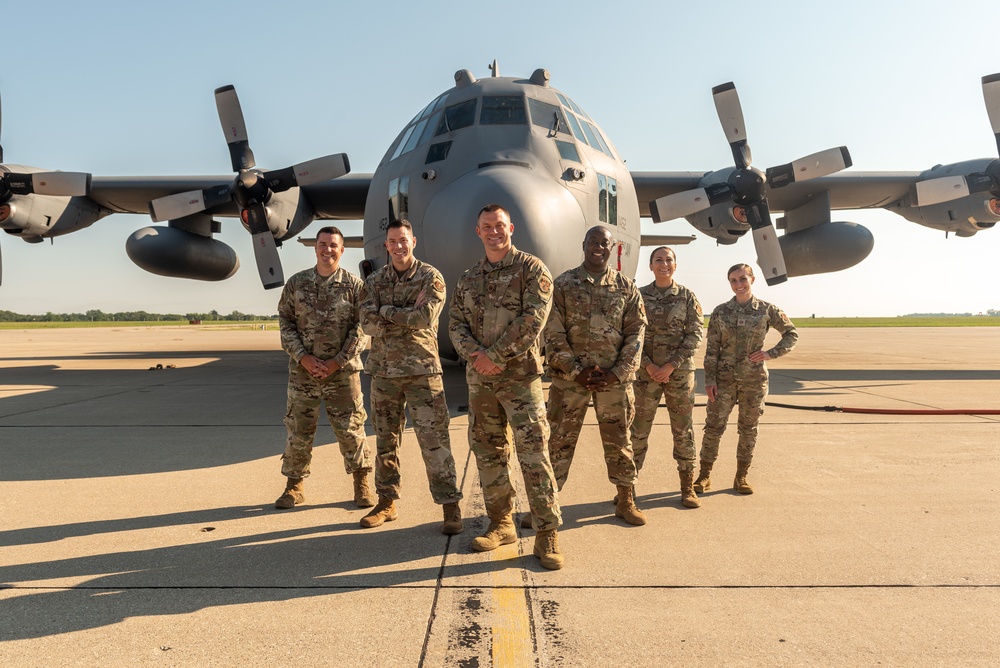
[370,374,463,504]
[700,375,768,465]
[631,371,697,474]
[281,367,371,479]
[468,375,561,532]
[547,378,638,490]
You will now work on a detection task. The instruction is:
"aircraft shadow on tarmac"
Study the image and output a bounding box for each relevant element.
[0,349,471,482]
[0,513,510,642]
[4,347,997,482]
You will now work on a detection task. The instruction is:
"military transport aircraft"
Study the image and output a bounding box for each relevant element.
[2,64,999,352]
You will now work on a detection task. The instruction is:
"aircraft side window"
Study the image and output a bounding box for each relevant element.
[436,99,478,135]
[426,141,452,164]
[580,121,603,152]
[401,118,430,155]
[391,126,416,161]
[481,96,527,125]
[527,98,569,135]
[586,121,614,157]
[597,174,618,225]
[555,140,580,162]
[565,113,589,146]
[388,176,410,222]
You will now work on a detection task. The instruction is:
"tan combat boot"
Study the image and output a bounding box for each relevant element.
[274,477,304,509]
[614,485,647,526]
[734,461,754,495]
[693,461,713,493]
[611,484,635,505]
[441,502,464,535]
[360,496,398,528]
[679,471,700,508]
[353,468,376,508]
[471,515,517,552]
[520,513,534,530]
[533,529,564,570]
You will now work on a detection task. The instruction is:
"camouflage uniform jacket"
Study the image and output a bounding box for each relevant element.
[277,266,366,372]
[638,281,704,379]
[359,259,446,377]
[544,265,647,383]
[703,296,798,386]
[449,247,553,385]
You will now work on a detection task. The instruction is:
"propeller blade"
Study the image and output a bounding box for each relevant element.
[149,186,232,222]
[713,82,751,169]
[4,171,91,197]
[744,200,787,285]
[0,239,4,287]
[215,85,256,172]
[766,147,853,188]
[649,182,735,222]
[243,202,284,289]
[263,153,351,192]
[983,73,1000,158]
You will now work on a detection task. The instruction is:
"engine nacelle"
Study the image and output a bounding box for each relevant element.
[891,159,1000,236]
[0,194,105,238]
[684,202,749,245]
[780,221,874,277]
[126,226,240,281]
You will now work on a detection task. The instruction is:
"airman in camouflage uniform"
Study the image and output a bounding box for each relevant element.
[545,225,648,526]
[630,247,704,508]
[697,263,798,496]
[358,219,463,534]
[449,204,563,570]
[274,226,374,510]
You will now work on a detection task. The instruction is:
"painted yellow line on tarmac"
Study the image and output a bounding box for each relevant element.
[490,537,534,666]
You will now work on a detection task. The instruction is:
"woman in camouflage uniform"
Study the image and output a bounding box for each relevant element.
[696,263,797,496]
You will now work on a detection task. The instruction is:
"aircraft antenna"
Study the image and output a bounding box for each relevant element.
[489,59,499,77]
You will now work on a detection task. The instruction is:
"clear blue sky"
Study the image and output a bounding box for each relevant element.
[2,0,998,317]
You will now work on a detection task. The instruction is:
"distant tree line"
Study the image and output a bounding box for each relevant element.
[0,309,276,322]
[903,311,1000,317]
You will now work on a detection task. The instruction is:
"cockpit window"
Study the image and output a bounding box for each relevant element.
[555,140,580,162]
[435,98,478,135]
[480,96,527,125]
[527,98,570,136]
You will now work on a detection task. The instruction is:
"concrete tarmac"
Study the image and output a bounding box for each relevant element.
[1,325,998,666]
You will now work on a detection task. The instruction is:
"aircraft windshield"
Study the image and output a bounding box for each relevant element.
[480,96,527,125]
[527,98,570,136]
[436,98,478,135]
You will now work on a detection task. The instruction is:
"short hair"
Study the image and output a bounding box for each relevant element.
[385,219,413,237]
[648,246,676,264]
[727,263,754,280]
[316,226,344,242]
[478,203,510,219]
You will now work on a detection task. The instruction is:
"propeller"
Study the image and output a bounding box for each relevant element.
[0,91,92,204]
[649,82,853,286]
[913,73,1000,207]
[147,85,351,289]
[0,91,93,287]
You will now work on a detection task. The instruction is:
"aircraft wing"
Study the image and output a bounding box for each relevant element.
[631,171,921,217]
[87,174,372,219]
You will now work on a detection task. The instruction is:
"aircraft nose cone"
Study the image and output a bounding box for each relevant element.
[421,164,587,279]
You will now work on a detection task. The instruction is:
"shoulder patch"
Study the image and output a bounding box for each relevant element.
[434,279,445,292]
[539,275,552,292]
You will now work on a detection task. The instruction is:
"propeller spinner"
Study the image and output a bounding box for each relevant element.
[649,82,852,286]
[148,85,351,290]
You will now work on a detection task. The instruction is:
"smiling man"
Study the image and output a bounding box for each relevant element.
[358,219,463,534]
[274,226,374,511]
[544,225,648,526]
[449,204,563,569]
